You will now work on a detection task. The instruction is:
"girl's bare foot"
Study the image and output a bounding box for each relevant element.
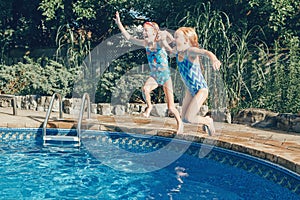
[205,116,216,136]
[176,121,184,134]
[142,105,153,118]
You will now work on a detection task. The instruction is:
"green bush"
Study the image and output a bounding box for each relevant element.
[0,57,79,97]
[257,37,300,113]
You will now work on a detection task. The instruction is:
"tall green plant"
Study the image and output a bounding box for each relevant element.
[266,37,300,113]
[285,36,300,113]
[55,24,91,69]
[223,26,268,110]
[260,41,286,112]
[246,44,269,108]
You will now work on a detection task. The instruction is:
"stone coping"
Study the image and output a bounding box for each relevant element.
[0,108,299,175]
[95,116,300,175]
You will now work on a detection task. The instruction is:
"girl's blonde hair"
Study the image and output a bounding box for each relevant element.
[177,27,204,70]
[144,22,160,41]
[176,27,199,47]
[144,22,160,33]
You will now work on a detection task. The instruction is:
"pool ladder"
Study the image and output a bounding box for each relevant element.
[43,93,91,146]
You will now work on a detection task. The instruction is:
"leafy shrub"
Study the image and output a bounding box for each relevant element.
[0,57,79,97]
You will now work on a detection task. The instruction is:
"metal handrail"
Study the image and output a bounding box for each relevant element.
[77,93,91,142]
[43,93,63,141]
[43,93,90,147]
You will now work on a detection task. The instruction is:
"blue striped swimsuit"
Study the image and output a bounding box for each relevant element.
[145,45,170,85]
[176,54,208,96]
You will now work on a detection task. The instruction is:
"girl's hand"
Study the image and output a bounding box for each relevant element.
[158,31,175,55]
[157,30,167,42]
[114,11,121,24]
[212,59,221,71]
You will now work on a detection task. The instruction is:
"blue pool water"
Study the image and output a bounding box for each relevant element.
[0,128,299,199]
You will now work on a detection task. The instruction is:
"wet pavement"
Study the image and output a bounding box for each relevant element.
[0,107,299,175]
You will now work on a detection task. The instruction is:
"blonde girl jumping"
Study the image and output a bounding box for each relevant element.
[160,27,221,135]
[114,11,183,134]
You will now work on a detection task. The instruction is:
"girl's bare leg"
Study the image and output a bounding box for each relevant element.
[163,79,183,134]
[181,91,192,121]
[182,88,216,135]
[142,77,158,117]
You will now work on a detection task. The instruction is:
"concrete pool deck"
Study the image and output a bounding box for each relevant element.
[0,107,299,175]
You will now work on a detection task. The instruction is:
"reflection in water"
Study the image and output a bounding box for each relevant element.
[168,166,189,199]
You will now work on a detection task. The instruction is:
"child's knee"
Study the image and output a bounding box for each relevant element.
[142,86,151,94]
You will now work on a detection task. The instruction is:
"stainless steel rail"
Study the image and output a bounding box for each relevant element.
[77,93,91,144]
[43,93,63,136]
[43,93,91,147]
[43,93,66,146]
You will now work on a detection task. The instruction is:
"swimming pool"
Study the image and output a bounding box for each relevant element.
[0,128,299,199]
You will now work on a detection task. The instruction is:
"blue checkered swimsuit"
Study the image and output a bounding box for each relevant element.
[176,54,208,96]
[145,45,170,85]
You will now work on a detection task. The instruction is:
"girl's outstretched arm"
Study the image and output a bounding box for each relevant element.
[165,31,175,44]
[188,47,221,70]
[158,31,176,57]
[114,11,144,46]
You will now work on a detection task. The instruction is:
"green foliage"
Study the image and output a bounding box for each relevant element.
[55,24,92,68]
[246,0,300,45]
[0,1,13,63]
[0,0,299,114]
[39,0,97,22]
[259,37,300,113]
[73,0,96,20]
[38,0,117,45]
[224,26,268,109]
[285,36,300,113]
[0,29,14,64]
[95,52,147,103]
[0,0,56,64]
[248,0,299,31]
[39,0,64,21]
[0,57,79,97]
[111,73,147,104]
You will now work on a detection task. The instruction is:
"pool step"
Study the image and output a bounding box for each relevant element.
[43,135,80,147]
[43,93,91,147]
[43,135,80,142]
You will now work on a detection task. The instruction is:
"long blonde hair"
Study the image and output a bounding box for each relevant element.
[176,27,199,47]
[177,27,205,70]
[144,22,159,32]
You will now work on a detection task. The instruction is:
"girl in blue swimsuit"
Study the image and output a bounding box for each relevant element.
[145,44,170,86]
[114,12,183,134]
[161,27,221,135]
